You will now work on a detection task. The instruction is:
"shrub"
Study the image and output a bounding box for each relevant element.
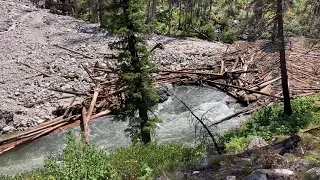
[3,132,204,179]
[109,142,204,179]
[225,136,254,153]
[220,29,237,43]
[199,23,216,41]
[221,96,320,152]
[44,132,119,180]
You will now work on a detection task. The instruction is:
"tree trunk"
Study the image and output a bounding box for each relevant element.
[139,106,151,144]
[98,0,105,28]
[146,0,152,25]
[150,0,158,33]
[178,0,182,30]
[168,1,172,35]
[277,0,292,115]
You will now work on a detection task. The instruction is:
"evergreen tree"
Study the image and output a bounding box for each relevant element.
[107,0,160,144]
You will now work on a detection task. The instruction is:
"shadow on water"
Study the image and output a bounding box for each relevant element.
[0,85,247,175]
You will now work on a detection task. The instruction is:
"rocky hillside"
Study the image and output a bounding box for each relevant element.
[0,0,228,134]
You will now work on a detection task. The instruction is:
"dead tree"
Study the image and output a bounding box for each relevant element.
[277,0,292,115]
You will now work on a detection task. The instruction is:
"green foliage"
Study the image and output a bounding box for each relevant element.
[70,0,319,43]
[42,132,119,180]
[221,96,320,153]
[109,142,204,178]
[107,0,160,143]
[199,23,216,41]
[225,136,255,153]
[1,132,119,180]
[220,29,237,43]
[3,132,204,180]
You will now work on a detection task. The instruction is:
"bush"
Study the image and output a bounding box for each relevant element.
[45,132,119,180]
[221,96,320,152]
[3,132,204,179]
[220,29,237,43]
[109,142,204,179]
[199,23,216,41]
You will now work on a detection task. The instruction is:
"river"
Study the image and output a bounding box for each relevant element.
[0,85,247,176]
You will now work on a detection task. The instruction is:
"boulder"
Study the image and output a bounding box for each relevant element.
[156,85,171,103]
[306,167,320,180]
[194,155,221,170]
[2,125,14,133]
[245,170,267,180]
[245,169,294,180]
[247,136,268,150]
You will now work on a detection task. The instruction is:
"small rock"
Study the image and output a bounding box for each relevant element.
[306,167,320,179]
[247,136,268,150]
[194,155,220,170]
[245,170,267,180]
[289,159,309,171]
[192,171,200,175]
[2,126,14,133]
[283,153,295,158]
[36,119,45,124]
[226,176,236,180]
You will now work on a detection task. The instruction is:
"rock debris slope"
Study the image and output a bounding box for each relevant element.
[0,0,227,134]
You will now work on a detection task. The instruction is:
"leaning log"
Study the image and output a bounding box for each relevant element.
[204,80,283,99]
[207,108,252,127]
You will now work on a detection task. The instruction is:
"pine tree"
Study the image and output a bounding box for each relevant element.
[107,0,160,144]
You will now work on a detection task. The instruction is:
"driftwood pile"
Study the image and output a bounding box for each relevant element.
[1,40,319,155]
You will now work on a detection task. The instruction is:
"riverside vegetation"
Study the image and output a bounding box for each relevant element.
[1,95,320,179]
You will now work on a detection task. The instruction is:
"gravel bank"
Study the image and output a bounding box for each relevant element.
[0,0,227,134]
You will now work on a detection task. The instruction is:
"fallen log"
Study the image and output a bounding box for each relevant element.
[48,88,88,96]
[202,84,245,105]
[17,62,51,77]
[220,60,225,74]
[53,44,94,59]
[81,64,97,85]
[249,77,281,91]
[92,68,114,73]
[0,115,78,145]
[24,96,51,108]
[90,109,111,120]
[207,108,252,127]
[293,88,320,91]
[0,121,70,156]
[157,70,223,77]
[204,80,283,99]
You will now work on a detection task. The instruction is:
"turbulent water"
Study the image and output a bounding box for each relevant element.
[0,85,247,176]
